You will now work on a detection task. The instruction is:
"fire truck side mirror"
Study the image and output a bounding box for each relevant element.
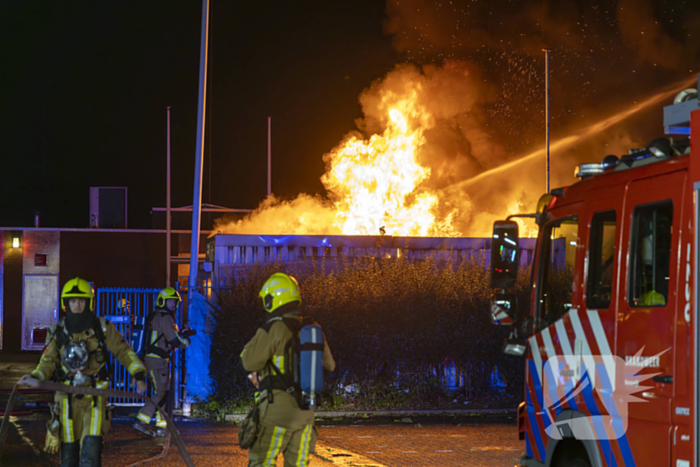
[490,220,520,289]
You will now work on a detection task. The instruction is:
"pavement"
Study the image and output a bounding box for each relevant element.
[0,357,524,466]
[0,361,53,412]
[2,410,524,466]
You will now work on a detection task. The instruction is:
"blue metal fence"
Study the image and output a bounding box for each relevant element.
[95,287,185,407]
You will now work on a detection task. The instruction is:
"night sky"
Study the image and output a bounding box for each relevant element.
[2,0,699,229]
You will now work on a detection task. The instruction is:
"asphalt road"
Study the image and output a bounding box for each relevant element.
[1,411,524,467]
[1,360,523,466]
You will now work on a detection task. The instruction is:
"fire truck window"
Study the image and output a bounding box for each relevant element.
[587,211,617,309]
[630,201,673,307]
[537,217,579,330]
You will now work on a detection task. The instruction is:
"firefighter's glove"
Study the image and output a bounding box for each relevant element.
[181,326,196,338]
[18,374,38,387]
[44,421,60,454]
[247,371,260,389]
[133,371,147,393]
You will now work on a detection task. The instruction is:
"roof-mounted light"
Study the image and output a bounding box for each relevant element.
[601,155,620,170]
[674,88,698,104]
[647,138,672,158]
[574,163,604,179]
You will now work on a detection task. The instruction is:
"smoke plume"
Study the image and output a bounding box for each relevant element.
[217,0,699,237]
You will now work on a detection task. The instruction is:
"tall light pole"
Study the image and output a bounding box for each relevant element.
[543,48,551,194]
[166,106,172,287]
[188,0,210,293]
[267,117,272,197]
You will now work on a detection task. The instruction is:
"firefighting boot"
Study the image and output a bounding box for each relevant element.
[79,436,103,467]
[132,420,156,437]
[60,442,80,467]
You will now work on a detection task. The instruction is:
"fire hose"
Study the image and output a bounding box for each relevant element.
[0,378,195,467]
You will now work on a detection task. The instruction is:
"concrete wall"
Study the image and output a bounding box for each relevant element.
[60,232,166,289]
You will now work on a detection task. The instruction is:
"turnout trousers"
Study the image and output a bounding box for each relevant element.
[55,382,111,442]
[136,356,169,428]
[248,423,317,467]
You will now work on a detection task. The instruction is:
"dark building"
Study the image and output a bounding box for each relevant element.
[0,228,209,353]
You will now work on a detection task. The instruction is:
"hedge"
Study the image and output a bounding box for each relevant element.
[209,255,531,409]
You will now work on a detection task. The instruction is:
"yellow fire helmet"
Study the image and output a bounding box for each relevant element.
[259,273,301,313]
[157,287,181,308]
[61,277,95,312]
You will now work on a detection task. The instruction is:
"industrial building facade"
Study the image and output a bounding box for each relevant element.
[205,233,540,288]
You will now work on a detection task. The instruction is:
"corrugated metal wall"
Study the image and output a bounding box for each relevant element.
[207,234,540,287]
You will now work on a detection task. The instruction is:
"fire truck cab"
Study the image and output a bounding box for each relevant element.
[489,81,700,467]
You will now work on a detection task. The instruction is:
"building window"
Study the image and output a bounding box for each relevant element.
[630,201,673,307]
[536,216,579,330]
[587,211,616,309]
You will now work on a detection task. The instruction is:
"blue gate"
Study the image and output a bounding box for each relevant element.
[95,287,185,407]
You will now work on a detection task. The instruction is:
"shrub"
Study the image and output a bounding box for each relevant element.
[209,255,530,410]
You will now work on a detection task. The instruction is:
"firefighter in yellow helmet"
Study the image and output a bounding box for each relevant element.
[20,277,147,467]
[241,273,336,467]
[133,287,193,437]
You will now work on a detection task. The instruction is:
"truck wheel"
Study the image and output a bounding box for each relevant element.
[555,457,590,467]
[551,440,592,467]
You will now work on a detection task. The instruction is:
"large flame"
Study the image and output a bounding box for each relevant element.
[218,67,470,237]
[322,98,458,237]
[216,61,674,238]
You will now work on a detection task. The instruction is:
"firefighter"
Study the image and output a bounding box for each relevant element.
[133,287,192,437]
[241,273,336,467]
[20,277,147,467]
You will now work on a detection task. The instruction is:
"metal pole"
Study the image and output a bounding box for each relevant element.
[543,48,551,194]
[267,116,272,197]
[166,106,172,287]
[188,0,210,292]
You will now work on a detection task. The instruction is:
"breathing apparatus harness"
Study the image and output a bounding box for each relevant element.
[142,309,170,358]
[142,308,195,359]
[260,315,323,410]
[47,317,111,387]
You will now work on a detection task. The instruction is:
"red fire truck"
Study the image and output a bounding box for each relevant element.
[489,82,700,467]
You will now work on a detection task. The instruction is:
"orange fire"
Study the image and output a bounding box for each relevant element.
[322,98,458,237]
[216,63,539,238]
[216,62,678,239]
